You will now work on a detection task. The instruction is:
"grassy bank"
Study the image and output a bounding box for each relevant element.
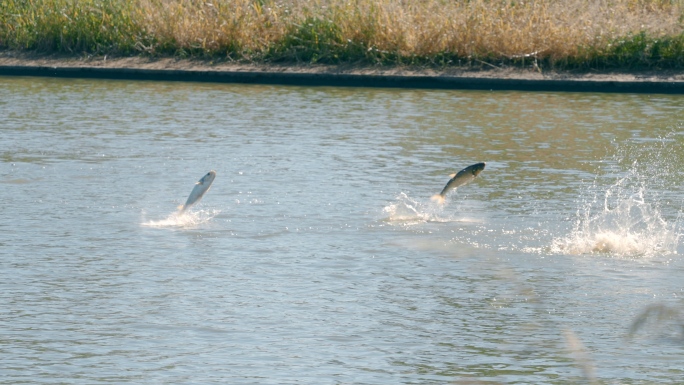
[1,0,684,71]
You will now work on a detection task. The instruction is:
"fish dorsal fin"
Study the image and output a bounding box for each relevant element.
[449,173,456,178]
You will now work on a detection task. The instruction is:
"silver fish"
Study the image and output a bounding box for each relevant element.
[178,170,216,212]
[431,162,485,204]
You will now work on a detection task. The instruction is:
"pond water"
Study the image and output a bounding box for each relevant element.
[1,76,683,384]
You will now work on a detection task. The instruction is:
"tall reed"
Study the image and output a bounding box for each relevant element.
[1,0,683,69]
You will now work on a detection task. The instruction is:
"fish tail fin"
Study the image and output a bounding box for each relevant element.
[431,194,446,204]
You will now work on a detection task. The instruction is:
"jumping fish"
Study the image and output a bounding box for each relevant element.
[178,170,216,212]
[431,162,485,204]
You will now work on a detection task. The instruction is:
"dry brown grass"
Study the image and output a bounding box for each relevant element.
[2,0,684,68]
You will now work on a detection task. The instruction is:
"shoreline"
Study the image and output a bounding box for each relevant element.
[2,52,684,93]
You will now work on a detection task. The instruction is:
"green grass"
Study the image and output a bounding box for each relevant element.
[599,32,684,69]
[1,0,684,71]
[0,0,145,53]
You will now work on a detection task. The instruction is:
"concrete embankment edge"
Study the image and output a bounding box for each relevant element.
[1,65,683,94]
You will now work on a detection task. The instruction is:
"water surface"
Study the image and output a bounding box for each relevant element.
[1,77,683,384]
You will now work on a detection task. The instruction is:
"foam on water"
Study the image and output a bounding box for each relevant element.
[552,138,682,258]
[141,209,220,228]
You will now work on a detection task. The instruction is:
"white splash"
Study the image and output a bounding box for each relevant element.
[142,209,220,228]
[552,150,681,258]
[383,192,430,224]
[382,192,475,225]
[552,193,678,257]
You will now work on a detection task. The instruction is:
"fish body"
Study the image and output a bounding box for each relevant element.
[431,162,485,204]
[179,170,216,212]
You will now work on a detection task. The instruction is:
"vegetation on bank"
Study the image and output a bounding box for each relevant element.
[1,0,684,71]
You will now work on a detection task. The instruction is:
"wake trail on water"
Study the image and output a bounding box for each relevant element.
[141,209,220,228]
[552,137,682,258]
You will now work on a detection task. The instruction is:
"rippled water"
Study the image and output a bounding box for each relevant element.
[1,76,683,384]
